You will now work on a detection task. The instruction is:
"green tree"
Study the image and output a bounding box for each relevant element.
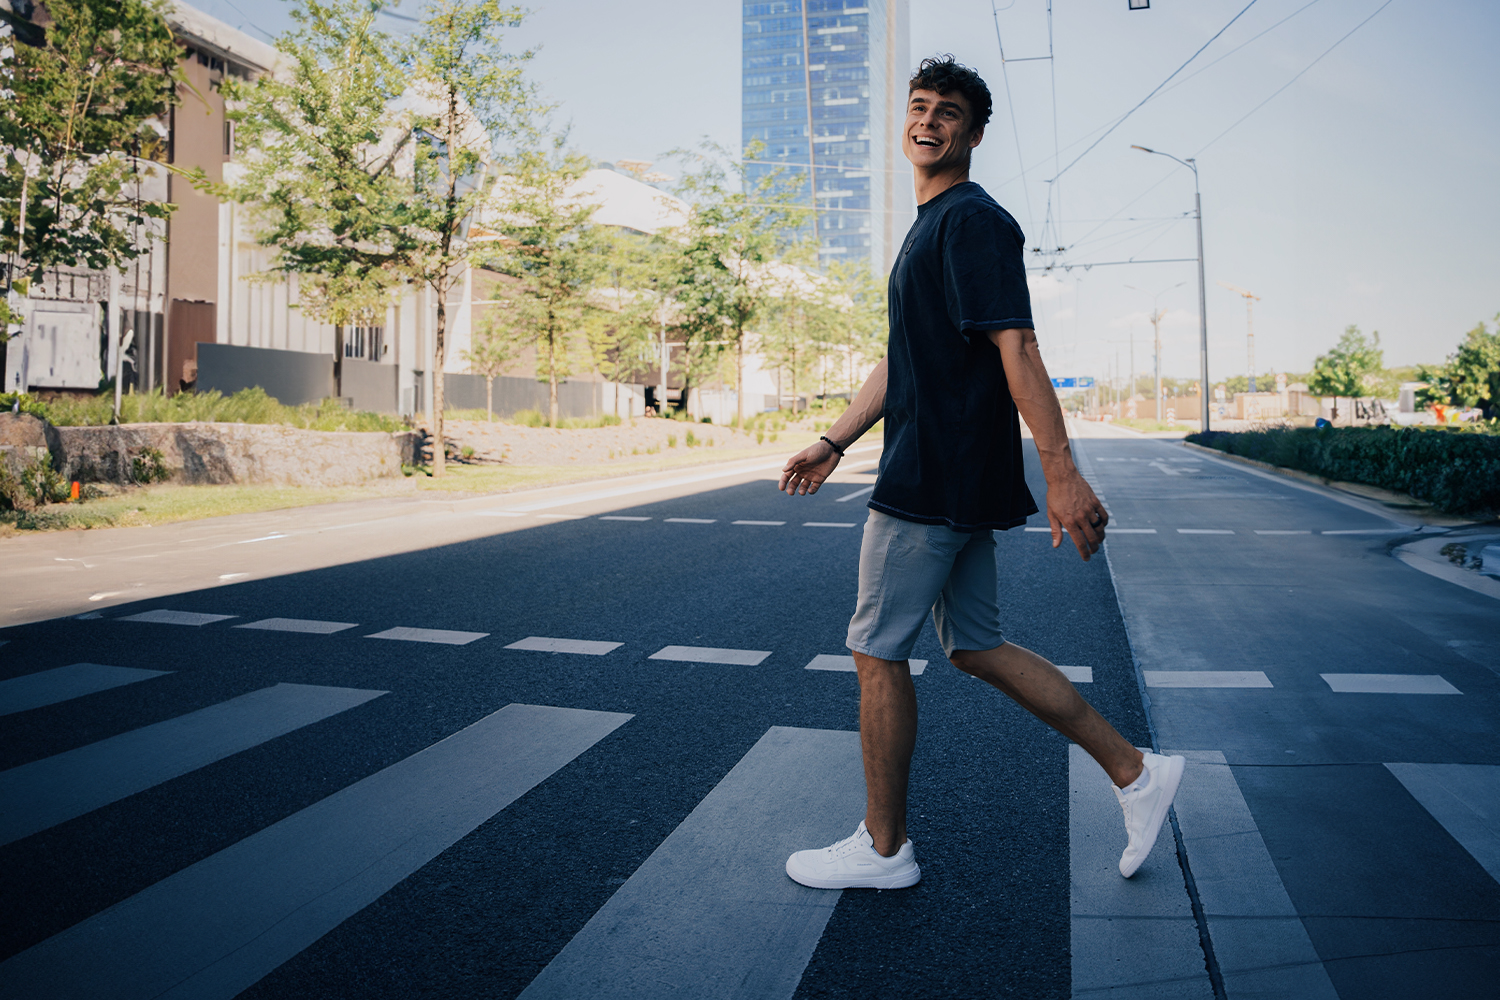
[814,259,887,397]
[582,226,669,396]
[218,0,409,331]
[486,145,605,426]
[667,141,810,425]
[1308,325,1384,421]
[463,288,531,420]
[1,0,181,359]
[1416,316,1500,419]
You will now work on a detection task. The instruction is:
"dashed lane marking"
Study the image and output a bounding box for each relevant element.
[1143,670,1273,688]
[803,522,857,528]
[1103,529,1156,534]
[0,664,171,717]
[1321,528,1407,535]
[664,517,717,524]
[365,627,489,646]
[804,654,928,675]
[649,646,771,666]
[1255,530,1312,535]
[536,513,586,520]
[517,726,862,1000]
[598,516,650,521]
[1321,673,1461,695]
[235,619,360,635]
[834,485,875,502]
[733,520,786,526]
[0,705,631,1000]
[1177,528,1235,535]
[233,533,290,545]
[505,637,623,656]
[1058,666,1094,683]
[0,683,385,848]
[119,610,237,627]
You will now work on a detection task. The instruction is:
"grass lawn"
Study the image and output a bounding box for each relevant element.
[0,430,824,536]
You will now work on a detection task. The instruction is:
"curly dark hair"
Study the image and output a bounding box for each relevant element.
[908,55,993,130]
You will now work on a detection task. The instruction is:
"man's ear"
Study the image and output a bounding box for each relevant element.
[969,126,985,150]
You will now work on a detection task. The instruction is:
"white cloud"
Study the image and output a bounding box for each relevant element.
[1027,273,1067,303]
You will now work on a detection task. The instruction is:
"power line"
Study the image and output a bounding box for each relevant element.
[991,2,1038,236]
[1048,0,1260,183]
[1195,0,1397,154]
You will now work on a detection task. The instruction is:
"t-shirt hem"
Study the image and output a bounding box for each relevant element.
[958,318,1035,331]
[867,499,1036,533]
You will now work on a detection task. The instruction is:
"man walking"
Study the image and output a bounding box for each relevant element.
[778,56,1184,889]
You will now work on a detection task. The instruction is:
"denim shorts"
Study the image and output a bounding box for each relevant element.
[846,509,1005,661]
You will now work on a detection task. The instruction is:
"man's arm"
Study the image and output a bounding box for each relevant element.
[988,328,1107,560]
[778,357,888,495]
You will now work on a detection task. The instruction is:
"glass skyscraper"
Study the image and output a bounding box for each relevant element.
[742,1,912,276]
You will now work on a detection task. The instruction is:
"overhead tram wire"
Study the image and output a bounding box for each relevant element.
[1194,0,1397,155]
[991,2,1038,238]
[1047,0,1260,184]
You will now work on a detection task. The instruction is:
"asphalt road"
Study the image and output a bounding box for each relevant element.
[1,423,1496,999]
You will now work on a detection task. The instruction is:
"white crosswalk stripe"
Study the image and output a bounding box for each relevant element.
[649,645,771,666]
[505,636,623,656]
[805,653,928,675]
[236,618,359,635]
[118,610,236,627]
[1143,670,1273,688]
[0,663,170,716]
[0,704,631,1000]
[365,626,489,645]
[1321,673,1461,694]
[0,684,384,847]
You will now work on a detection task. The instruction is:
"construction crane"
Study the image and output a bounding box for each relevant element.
[1218,281,1261,392]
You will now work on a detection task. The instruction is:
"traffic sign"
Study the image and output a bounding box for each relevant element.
[1051,377,1095,388]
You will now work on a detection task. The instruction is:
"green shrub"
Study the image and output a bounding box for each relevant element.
[130,447,171,484]
[5,387,400,432]
[0,450,69,511]
[685,430,698,448]
[509,408,548,427]
[1187,426,1500,514]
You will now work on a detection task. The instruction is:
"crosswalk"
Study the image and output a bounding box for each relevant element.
[3,652,1498,998]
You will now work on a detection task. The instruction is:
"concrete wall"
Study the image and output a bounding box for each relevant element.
[52,423,410,487]
[441,374,645,420]
[342,358,399,414]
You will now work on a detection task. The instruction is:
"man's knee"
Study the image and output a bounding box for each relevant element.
[852,652,910,684]
[947,644,1007,677]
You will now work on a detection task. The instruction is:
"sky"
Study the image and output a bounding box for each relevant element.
[189,0,1500,385]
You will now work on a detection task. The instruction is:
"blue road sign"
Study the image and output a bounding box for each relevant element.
[1051,377,1095,388]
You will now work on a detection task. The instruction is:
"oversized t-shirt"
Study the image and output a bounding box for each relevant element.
[868,181,1039,532]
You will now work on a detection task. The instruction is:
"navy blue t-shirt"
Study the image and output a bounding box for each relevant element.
[868,181,1039,532]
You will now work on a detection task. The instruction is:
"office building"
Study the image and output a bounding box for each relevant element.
[742,0,912,275]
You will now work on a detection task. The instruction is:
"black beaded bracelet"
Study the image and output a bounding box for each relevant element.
[820,435,846,456]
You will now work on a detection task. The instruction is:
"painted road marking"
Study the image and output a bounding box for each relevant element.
[536,513,585,520]
[235,618,359,635]
[1321,673,1461,695]
[0,664,170,717]
[664,517,717,524]
[365,627,489,646]
[234,533,289,545]
[733,520,787,526]
[0,704,631,1000]
[1170,750,1339,998]
[1104,529,1157,534]
[804,654,928,676]
[1387,763,1500,883]
[1321,528,1406,535]
[834,485,876,502]
[1177,529,1235,535]
[472,511,528,517]
[1058,666,1094,683]
[119,610,237,627]
[0,684,384,848]
[803,522,858,528]
[1256,530,1313,535]
[1069,743,1211,1000]
[1143,670,1273,688]
[518,726,864,1000]
[505,637,623,656]
[599,516,650,521]
[650,646,771,666]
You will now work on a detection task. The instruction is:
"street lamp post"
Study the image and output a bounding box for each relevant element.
[1131,145,1209,431]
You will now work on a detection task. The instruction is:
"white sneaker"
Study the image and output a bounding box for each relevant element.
[1116,751,1186,878]
[785,820,921,889]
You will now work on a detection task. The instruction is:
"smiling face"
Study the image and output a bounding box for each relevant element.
[903,88,984,173]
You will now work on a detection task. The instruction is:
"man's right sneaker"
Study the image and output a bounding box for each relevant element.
[785,820,921,889]
[1116,751,1186,878]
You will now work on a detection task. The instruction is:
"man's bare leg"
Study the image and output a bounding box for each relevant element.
[949,643,1144,788]
[853,651,917,858]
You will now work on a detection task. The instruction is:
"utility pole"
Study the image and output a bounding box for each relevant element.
[799,0,820,253]
[1126,280,1183,423]
[1218,281,1260,392]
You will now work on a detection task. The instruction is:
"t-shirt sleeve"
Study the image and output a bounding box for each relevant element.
[943,209,1034,334]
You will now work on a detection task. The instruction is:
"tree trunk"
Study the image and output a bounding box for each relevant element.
[547,326,559,427]
[735,334,744,427]
[486,375,493,421]
[432,283,447,477]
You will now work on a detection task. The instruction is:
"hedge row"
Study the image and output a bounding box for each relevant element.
[1185,426,1500,515]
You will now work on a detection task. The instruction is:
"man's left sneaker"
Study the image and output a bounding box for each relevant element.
[785,820,921,889]
[1116,751,1186,878]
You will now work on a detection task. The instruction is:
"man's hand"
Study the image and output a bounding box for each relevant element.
[1047,470,1108,561]
[779,440,841,495]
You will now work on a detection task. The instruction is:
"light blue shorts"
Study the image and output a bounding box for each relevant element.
[846,509,1005,661]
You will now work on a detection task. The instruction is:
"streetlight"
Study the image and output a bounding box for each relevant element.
[1131,145,1209,431]
[1125,281,1184,422]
